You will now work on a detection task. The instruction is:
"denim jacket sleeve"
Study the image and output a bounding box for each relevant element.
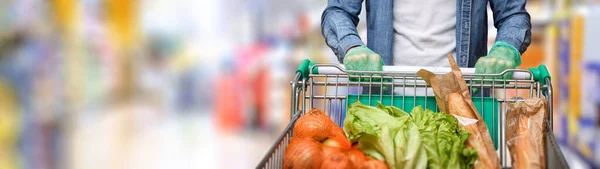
[321,0,365,63]
[489,0,532,54]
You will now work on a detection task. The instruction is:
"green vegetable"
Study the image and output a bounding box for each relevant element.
[377,103,428,169]
[345,101,428,169]
[344,101,478,169]
[344,101,401,167]
[410,106,478,169]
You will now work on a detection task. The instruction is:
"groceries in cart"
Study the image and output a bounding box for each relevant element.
[506,98,549,169]
[417,55,501,169]
[274,55,562,169]
[345,101,478,169]
[447,93,500,169]
[283,108,387,169]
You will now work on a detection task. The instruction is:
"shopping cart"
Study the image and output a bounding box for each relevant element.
[257,59,568,169]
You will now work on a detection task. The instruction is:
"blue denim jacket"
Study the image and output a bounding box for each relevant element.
[321,0,531,67]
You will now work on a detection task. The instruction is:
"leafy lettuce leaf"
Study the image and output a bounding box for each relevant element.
[344,102,477,169]
[344,101,403,167]
[345,101,428,169]
[410,106,478,169]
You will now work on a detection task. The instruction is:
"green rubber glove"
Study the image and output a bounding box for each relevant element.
[343,46,384,82]
[473,41,522,93]
[344,46,383,71]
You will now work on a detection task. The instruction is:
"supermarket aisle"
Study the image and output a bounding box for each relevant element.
[0,0,599,168]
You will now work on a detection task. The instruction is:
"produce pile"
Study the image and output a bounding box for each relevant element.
[344,101,478,169]
[283,108,387,169]
[283,101,482,169]
[283,56,510,169]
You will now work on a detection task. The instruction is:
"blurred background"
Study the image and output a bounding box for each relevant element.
[0,0,598,168]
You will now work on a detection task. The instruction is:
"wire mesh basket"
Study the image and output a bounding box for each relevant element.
[257,59,568,169]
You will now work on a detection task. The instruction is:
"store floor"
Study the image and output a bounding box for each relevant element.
[69,103,277,169]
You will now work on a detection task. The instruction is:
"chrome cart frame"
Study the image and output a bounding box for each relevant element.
[257,59,568,169]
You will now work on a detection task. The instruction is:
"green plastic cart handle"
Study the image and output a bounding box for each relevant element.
[296,59,552,84]
[296,59,318,80]
[529,64,551,85]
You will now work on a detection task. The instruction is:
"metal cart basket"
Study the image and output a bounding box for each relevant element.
[257,59,568,169]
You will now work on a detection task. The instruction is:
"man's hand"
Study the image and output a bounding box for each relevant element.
[473,41,522,93]
[344,45,383,72]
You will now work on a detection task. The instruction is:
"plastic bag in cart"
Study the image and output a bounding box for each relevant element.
[506,98,548,169]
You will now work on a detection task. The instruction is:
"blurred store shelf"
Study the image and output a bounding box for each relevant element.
[0,0,599,168]
[561,145,591,169]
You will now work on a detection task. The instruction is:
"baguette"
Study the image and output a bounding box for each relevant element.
[448,92,499,169]
[514,115,537,169]
[507,99,546,169]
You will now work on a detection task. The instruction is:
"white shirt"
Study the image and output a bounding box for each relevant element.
[392,0,457,67]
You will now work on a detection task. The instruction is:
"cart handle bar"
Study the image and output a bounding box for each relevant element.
[296,59,551,84]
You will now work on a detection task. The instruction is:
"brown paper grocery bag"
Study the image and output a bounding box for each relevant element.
[417,55,500,169]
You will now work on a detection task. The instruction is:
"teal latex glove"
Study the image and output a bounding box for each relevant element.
[473,41,522,93]
[344,45,385,82]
